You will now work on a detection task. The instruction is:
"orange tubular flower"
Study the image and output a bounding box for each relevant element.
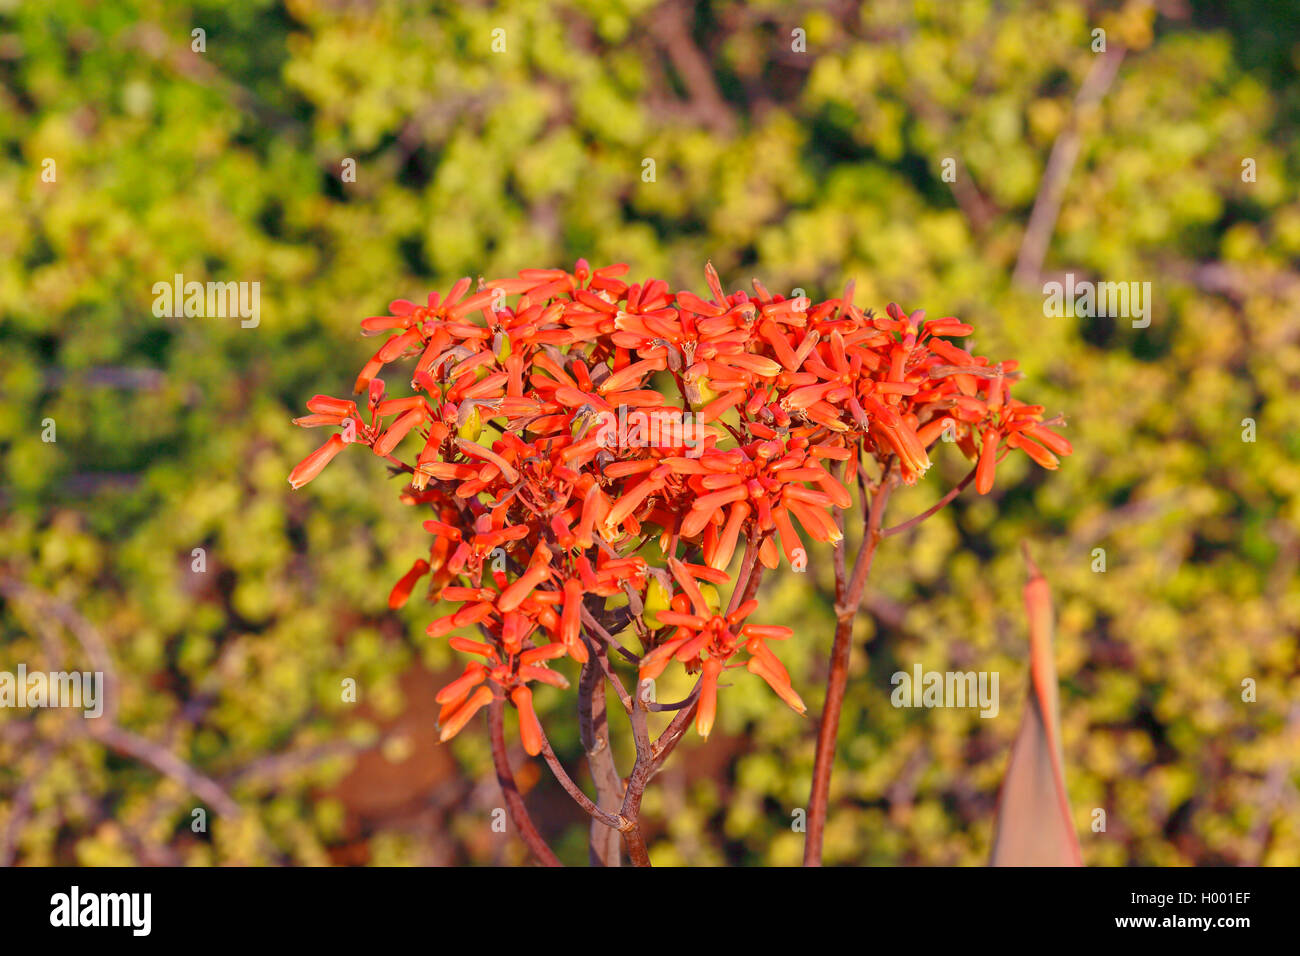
[388,558,431,609]
[293,260,1069,760]
[511,685,544,756]
[976,428,1000,494]
[696,658,723,739]
[288,433,349,489]
[439,685,493,743]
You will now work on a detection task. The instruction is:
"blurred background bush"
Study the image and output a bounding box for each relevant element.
[1,0,1298,865]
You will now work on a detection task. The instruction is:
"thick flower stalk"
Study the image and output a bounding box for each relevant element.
[289,260,1071,865]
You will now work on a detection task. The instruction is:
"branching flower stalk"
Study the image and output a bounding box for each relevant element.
[289,260,1071,866]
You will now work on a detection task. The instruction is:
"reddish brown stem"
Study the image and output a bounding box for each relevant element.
[617,754,653,867]
[615,670,662,867]
[621,810,653,867]
[726,533,761,615]
[535,723,625,831]
[803,476,894,866]
[882,466,976,538]
[488,696,561,867]
[610,673,705,869]
[579,649,625,867]
[651,679,701,765]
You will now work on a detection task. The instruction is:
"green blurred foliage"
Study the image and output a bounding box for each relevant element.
[1,0,1297,865]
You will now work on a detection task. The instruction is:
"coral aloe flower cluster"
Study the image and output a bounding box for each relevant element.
[289,260,1070,866]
